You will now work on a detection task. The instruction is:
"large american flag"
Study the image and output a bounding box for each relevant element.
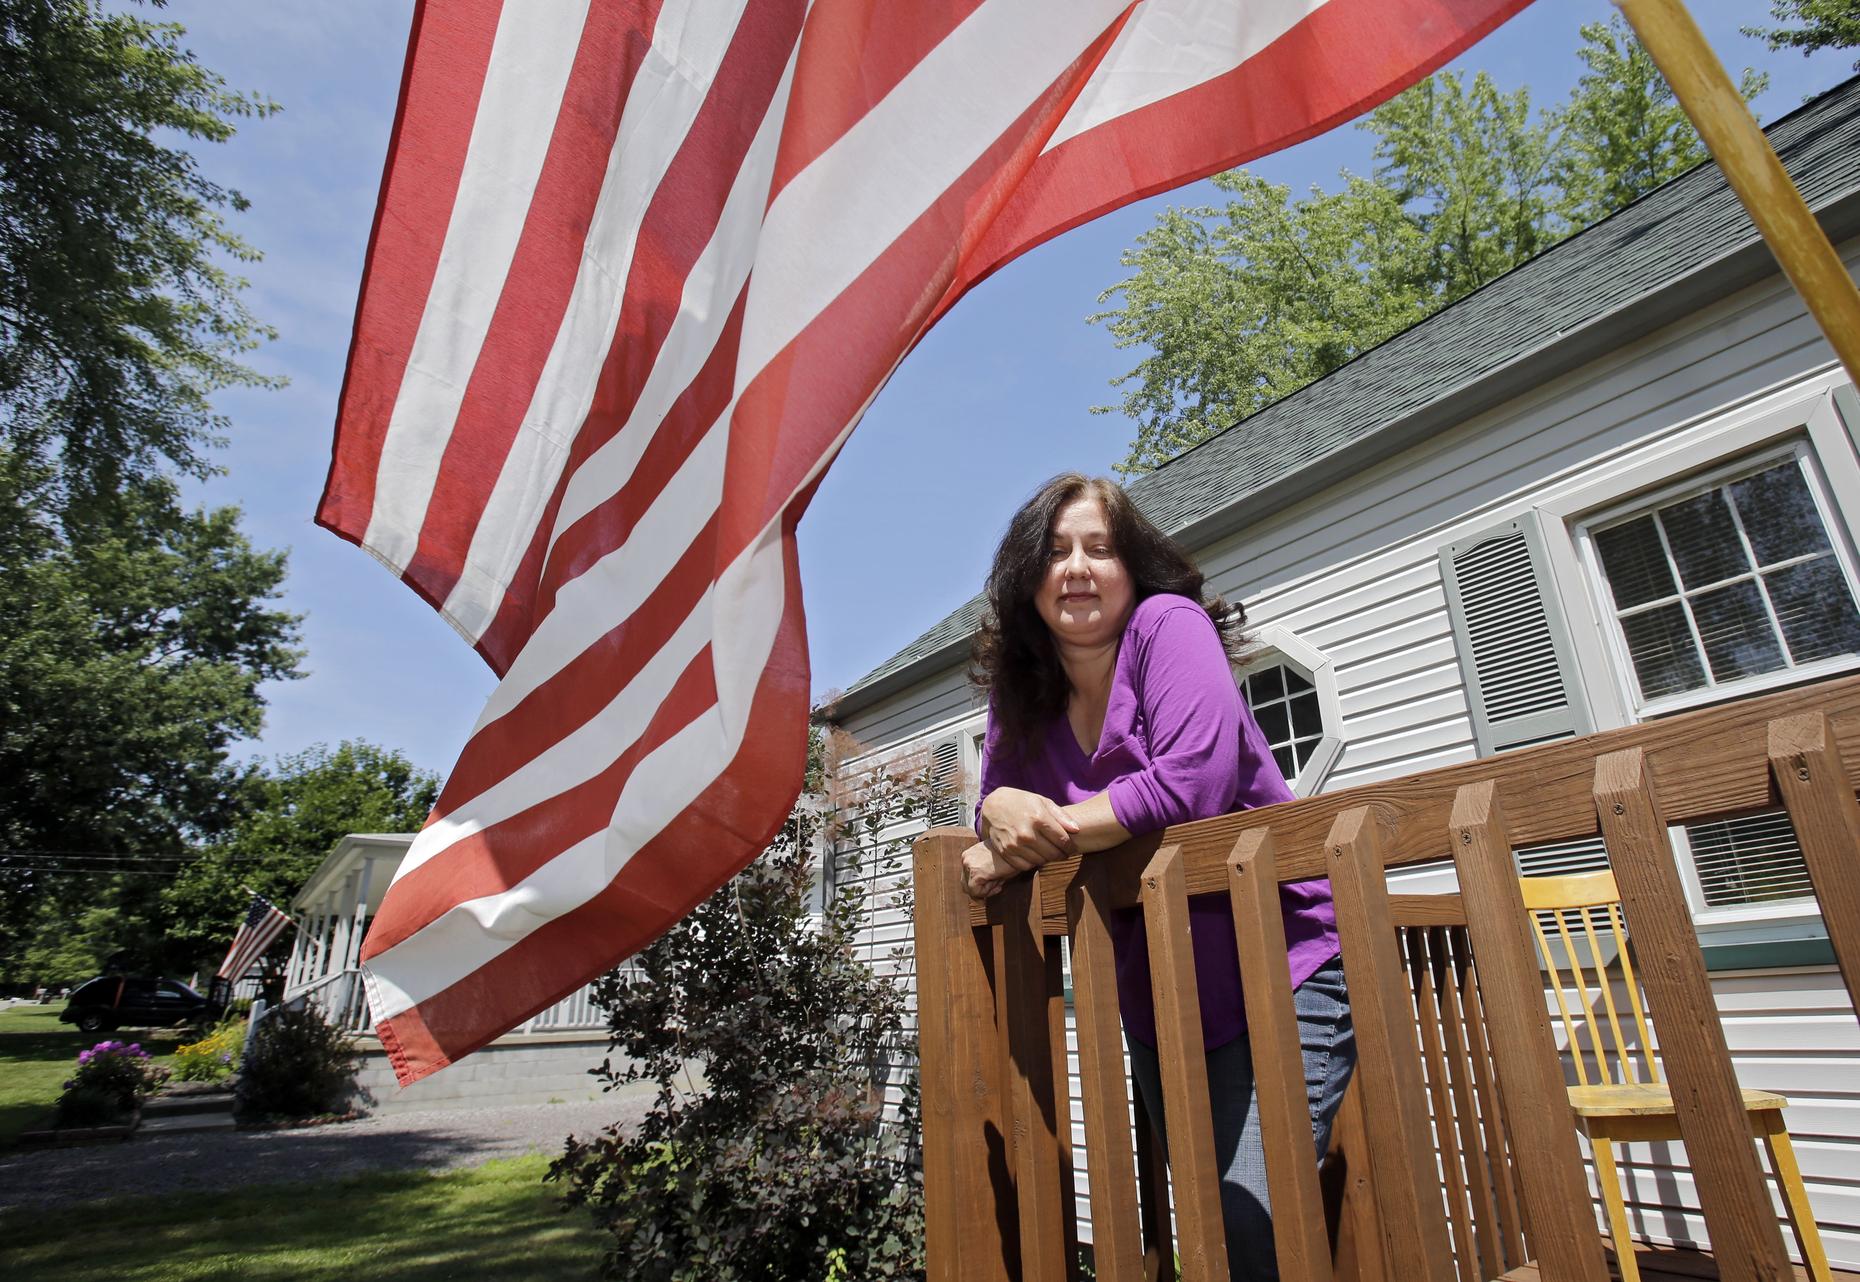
[320,0,1529,1085]
[216,894,295,982]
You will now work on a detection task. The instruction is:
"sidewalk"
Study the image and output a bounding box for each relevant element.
[0,1094,648,1214]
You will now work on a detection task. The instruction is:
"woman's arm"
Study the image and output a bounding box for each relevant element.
[961,789,1125,899]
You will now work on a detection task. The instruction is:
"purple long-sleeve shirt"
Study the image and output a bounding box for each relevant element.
[977,593,1339,1049]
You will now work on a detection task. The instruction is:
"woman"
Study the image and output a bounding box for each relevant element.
[961,473,1353,1282]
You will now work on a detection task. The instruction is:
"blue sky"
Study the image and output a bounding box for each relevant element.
[157,1,1858,778]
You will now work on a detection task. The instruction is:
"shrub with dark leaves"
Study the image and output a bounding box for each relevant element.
[235,1001,361,1119]
[551,729,933,1281]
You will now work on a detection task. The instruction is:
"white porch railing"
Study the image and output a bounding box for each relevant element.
[286,966,616,1038]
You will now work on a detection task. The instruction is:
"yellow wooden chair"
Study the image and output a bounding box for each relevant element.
[1519,868,1831,1282]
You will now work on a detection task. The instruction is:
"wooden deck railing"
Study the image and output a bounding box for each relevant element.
[912,675,1860,1282]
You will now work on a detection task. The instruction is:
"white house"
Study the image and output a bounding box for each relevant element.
[285,833,615,1111]
[825,78,1860,1264]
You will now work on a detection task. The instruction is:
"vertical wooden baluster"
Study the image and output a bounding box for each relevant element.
[1595,748,1795,1282]
[1142,844,1230,1282]
[1410,926,1479,1282]
[1768,712,1860,1013]
[1000,872,1068,1282]
[1453,938,1528,1268]
[914,831,1015,1282]
[1135,1086,1176,1281]
[1449,782,1608,1282]
[1229,829,1333,1282]
[1328,1080,1388,1282]
[1048,939,1081,1280]
[1435,926,1505,1280]
[1069,864,1146,1281]
[1325,807,1457,1282]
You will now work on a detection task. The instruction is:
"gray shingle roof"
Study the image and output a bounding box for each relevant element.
[832,75,1860,717]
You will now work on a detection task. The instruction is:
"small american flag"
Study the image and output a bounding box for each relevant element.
[216,894,295,982]
[322,0,1531,1085]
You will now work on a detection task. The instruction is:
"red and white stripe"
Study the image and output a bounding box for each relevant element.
[320,0,1530,1085]
[217,896,295,982]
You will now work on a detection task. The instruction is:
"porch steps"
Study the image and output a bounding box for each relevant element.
[139,1086,237,1136]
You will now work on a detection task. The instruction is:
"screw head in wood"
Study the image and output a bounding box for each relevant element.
[1613,803,1625,815]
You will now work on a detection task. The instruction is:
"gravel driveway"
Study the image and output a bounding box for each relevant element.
[0,1094,651,1214]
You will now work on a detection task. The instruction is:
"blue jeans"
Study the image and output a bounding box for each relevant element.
[1125,955,1356,1282]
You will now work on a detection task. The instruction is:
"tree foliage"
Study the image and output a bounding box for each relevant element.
[552,730,932,1281]
[1093,17,1766,475]
[0,0,280,513]
[1746,0,1860,72]
[0,453,303,979]
[162,741,441,975]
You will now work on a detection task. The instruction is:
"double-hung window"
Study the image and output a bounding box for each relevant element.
[1573,437,1860,924]
[1583,443,1860,714]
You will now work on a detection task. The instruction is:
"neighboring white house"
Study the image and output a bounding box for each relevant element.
[825,80,1860,1264]
[285,833,615,1111]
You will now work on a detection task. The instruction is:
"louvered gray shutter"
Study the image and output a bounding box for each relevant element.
[927,737,963,828]
[1440,513,1591,754]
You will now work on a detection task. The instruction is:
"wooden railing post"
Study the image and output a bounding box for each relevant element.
[1595,749,1795,1282]
[1767,711,1860,1010]
[1228,829,1332,1282]
[999,871,1070,1282]
[915,829,1016,1282]
[1451,782,1607,1282]
[1069,863,1145,1281]
[1142,844,1230,1282]
[1326,806,1457,1282]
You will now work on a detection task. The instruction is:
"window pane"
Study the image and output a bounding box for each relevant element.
[1249,666,1285,703]
[1657,491,1749,589]
[1596,517,1676,607]
[1620,603,1705,697]
[1291,690,1324,739]
[1730,462,1830,565]
[1283,667,1313,694]
[1254,699,1290,745]
[1690,581,1785,681]
[1293,733,1323,771]
[1271,745,1296,780]
[1765,556,1860,663]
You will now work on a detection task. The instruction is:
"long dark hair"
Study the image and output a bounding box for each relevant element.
[970,473,1245,763]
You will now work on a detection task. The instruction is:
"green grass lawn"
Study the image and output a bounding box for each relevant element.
[0,1154,605,1280]
[0,1003,189,1144]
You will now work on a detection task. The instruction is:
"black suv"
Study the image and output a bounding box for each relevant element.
[59,976,211,1034]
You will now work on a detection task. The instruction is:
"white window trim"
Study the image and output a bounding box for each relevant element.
[1235,624,1344,798]
[1535,372,1860,731]
[1529,375,1859,940]
[1571,438,1860,720]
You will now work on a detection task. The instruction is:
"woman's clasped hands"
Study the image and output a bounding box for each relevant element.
[960,786,1080,901]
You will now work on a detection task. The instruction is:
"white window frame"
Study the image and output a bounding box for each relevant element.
[1572,439,1860,721]
[1532,374,1860,934]
[1234,624,1344,798]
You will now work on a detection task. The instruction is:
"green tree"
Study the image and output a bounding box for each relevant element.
[1746,0,1860,71]
[162,742,441,976]
[0,0,280,513]
[1092,175,1433,474]
[1555,18,1767,225]
[1092,17,1764,475]
[0,454,304,977]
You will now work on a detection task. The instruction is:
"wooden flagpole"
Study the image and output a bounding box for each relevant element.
[1615,0,1860,390]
